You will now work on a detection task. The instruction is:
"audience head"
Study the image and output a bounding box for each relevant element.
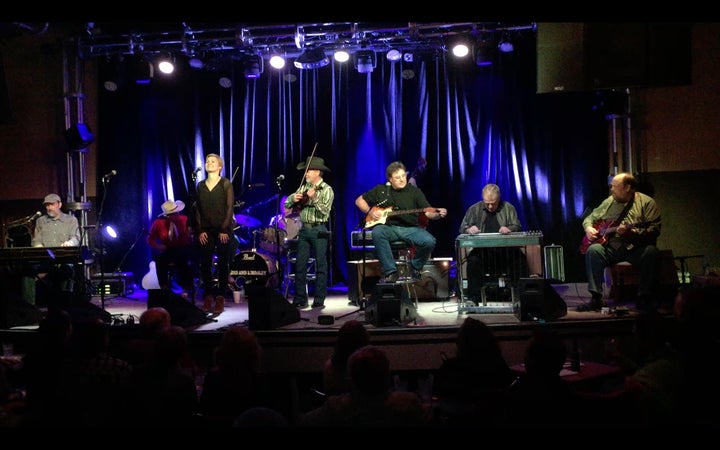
[154,325,188,366]
[347,345,392,396]
[232,407,288,428]
[214,326,262,373]
[139,307,171,338]
[523,329,567,379]
[456,317,504,361]
[331,320,370,368]
[38,308,73,343]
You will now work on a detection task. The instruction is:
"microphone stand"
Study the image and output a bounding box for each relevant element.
[274,176,285,292]
[95,175,112,312]
[113,227,146,299]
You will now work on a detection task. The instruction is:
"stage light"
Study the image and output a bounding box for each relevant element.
[269,55,286,69]
[353,50,376,74]
[452,42,470,58]
[386,49,402,62]
[334,50,350,62]
[244,55,263,79]
[294,47,329,69]
[157,55,175,74]
[474,39,496,66]
[103,225,118,240]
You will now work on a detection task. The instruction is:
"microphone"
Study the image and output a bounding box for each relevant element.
[247,183,265,188]
[29,211,42,221]
[102,170,117,179]
[276,174,285,182]
[193,167,202,174]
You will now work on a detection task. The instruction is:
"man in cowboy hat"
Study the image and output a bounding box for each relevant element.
[146,199,196,298]
[285,156,335,308]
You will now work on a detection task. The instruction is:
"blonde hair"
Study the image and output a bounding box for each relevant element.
[206,153,225,173]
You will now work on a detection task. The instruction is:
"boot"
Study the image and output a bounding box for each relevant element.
[202,294,213,313]
[577,292,604,312]
[214,295,225,315]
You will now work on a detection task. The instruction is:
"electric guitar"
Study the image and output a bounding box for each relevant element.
[363,206,437,229]
[579,220,649,254]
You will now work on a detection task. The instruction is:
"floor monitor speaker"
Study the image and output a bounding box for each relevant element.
[364,282,417,327]
[514,278,567,322]
[147,289,211,328]
[247,286,301,330]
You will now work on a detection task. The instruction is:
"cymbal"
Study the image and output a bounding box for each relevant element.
[235,214,261,228]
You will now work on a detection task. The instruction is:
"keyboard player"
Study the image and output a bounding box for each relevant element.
[458,184,524,305]
[24,193,81,304]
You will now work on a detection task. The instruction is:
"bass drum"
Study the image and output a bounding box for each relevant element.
[230,251,278,288]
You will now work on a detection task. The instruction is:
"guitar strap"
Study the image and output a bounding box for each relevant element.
[615,193,635,226]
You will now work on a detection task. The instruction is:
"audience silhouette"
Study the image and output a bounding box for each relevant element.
[297,345,431,427]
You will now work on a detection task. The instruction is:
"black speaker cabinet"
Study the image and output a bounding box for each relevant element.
[364,283,417,327]
[514,278,567,322]
[247,286,300,330]
[147,289,210,328]
[537,22,691,94]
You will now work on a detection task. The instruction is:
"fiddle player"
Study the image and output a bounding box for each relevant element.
[285,156,334,308]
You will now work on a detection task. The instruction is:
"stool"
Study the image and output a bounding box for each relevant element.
[604,262,639,304]
[390,241,419,307]
[603,249,678,304]
[284,251,316,298]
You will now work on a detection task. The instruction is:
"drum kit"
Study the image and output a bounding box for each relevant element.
[231,198,300,289]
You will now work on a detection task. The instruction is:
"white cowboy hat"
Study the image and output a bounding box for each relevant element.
[159,200,185,217]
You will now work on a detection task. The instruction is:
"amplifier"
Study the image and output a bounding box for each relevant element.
[347,258,451,304]
[350,230,374,250]
[90,272,134,296]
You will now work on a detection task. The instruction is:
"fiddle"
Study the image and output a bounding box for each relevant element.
[292,185,323,213]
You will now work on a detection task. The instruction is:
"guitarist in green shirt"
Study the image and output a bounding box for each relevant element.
[579,172,662,312]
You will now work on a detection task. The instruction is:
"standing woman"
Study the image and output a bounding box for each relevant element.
[195,153,237,315]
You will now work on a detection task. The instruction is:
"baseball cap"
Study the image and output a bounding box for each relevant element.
[43,193,61,204]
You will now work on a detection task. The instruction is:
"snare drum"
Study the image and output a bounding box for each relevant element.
[230,251,278,287]
[257,227,288,254]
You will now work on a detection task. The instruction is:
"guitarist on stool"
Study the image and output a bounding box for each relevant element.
[355,161,447,284]
[579,172,662,313]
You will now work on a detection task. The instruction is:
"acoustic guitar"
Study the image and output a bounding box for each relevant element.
[363,206,437,229]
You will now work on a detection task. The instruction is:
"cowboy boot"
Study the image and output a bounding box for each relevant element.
[202,294,213,313]
[214,295,225,315]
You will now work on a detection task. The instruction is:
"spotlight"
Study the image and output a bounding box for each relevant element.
[386,49,402,62]
[269,55,286,69]
[353,50,376,74]
[294,47,329,69]
[243,55,263,79]
[157,55,175,74]
[334,50,350,63]
[103,225,118,240]
[452,43,470,58]
[188,57,204,69]
[498,34,514,53]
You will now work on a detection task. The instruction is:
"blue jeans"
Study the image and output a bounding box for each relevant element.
[371,225,436,276]
[294,224,329,304]
[585,243,659,297]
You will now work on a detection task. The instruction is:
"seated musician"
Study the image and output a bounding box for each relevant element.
[354,161,447,284]
[146,199,196,298]
[27,193,81,304]
[458,184,526,305]
[268,195,302,249]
